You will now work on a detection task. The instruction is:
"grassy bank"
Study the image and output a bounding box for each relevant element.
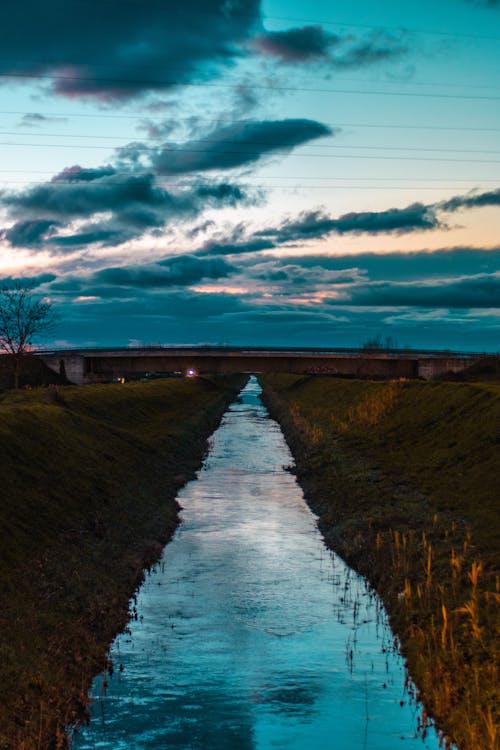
[0,375,245,749]
[259,374,499,750]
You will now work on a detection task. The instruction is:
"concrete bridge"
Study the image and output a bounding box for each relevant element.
[36,346,486,385]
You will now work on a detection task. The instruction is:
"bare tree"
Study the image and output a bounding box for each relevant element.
[0,283,56,388]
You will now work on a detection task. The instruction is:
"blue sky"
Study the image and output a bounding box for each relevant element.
[0,0,499,350]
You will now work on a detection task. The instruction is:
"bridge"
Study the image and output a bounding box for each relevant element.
[36,346,487,384]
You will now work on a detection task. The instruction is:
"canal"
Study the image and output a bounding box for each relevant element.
[71,377,441,749]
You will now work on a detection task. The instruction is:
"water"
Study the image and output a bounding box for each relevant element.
[71,377,441,750]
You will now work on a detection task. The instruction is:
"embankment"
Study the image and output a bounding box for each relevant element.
[259,374,499,750]
[0,375,246,749]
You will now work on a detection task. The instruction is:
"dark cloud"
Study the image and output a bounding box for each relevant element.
[198,237,275,256]
[52,286,498,351]
[187,220,216,239]
[94,258,234,289]
[243,249,500,309]
[440,188,500,212]
[156,254,236,282]
[344,275,500,308]
[0,273,56,289]
[1,169,251,250]
[1,219,61,247]
[0,0,261,100]
[332,32,406,68]
[52,165,117,183]
[194,220,276,255]
[47,228,124,248]
[41,243,499,351]
[254,26,405,66]
[269,203,440,241]
[3,172,164,220]
[197,187,499,255]
[1,112,334,253]
[254,26,335,61]
[144,119,333,175]
[53,255,235,293]
[334,204,440,233]
[259,247,500,282]
[253,262,362,287]
[195,182,246,204]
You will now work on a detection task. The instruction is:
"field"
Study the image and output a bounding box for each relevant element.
[259,374,499,750]
[0,375,245,749]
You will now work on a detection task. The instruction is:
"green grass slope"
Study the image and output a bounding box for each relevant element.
[259,374,499,750]
[0,375,245,749]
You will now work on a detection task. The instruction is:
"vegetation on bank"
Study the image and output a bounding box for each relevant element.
[259,374,499,750]
[0,375,246,750]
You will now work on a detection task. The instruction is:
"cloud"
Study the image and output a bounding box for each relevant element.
[136,119,333,175]
[333,31,407,68]
[0,168,251,250]
[18,113,68,127]
[0,273,56,289]
[39,241,500,351]
[254,26,406,66]
[264,188,500,243]
[198,202,442,257]
[254,26,336,62]
[195,187,499,256]
[198,237,275,256]
[94,256,235,288]
[234,250,500,310]
[52,255,235,294]
[439,188,500,212]
[1,219,61,247]
[52,165,117,183]
[269,203,440,241]
[344,275,500,308]
[261,247,500,281]
[252,261,363,288]
[0,0,262,101]
[52,287,499,350]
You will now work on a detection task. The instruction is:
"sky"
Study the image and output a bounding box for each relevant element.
[0,0,499,351]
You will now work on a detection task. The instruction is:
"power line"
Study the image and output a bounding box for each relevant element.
[2,169,497,182]
[2,110,499,133]
[67,0,500,43]
[2,71,500,100]
[0,173,497,189]
[1,140,499,164]
[0,130,498,156]
[0,180,497,191]
[0,58,497,92]
[262,17,500,44]
[335,122,500,133]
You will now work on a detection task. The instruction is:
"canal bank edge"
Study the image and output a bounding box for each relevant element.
[259,374,499,750]
[0,374,247,750]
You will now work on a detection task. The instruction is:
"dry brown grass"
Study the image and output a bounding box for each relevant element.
[0,375,245,749]
[260,374,499,750]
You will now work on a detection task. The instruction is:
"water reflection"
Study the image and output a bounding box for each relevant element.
[71,377,441,750]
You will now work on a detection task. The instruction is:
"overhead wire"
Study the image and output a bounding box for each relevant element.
[2,111,499,132]
[1,130,500,156]
[0,141,499,164]
[0,59,497,92]
[64,0,500,43]
[1,170,498,182]
[0,183,496,192]
[2,71,500,100]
